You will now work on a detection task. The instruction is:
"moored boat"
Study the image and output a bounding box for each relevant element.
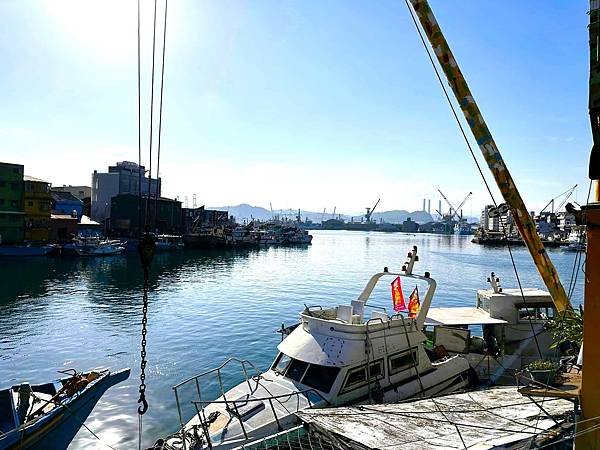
[151,247,471,449]
[0,367,130,450]
[0,244,58,257]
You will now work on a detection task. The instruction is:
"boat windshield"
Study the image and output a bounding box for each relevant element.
[271,352,340,394]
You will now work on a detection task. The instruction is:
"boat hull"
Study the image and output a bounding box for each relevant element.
[0,245,56,257]
[0,368,130,450]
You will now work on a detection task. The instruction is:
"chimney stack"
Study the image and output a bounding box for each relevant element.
[428,199,431,214]
[423,199,426,211]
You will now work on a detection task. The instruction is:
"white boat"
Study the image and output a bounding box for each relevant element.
[156,247,471,449]
[67,237,125,256]
[425,272,562,384]
[155,234,184,251]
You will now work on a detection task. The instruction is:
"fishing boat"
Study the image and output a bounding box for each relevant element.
[155,234,185,251]
[152,247,471,450]
[0,367,130,450]
[63,237,125,256]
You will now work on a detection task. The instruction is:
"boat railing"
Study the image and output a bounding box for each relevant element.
[172,357,263,440]
[189,388,330,446]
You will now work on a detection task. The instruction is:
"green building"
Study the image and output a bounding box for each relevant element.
[0,162,25,244]
[111,193,182,236]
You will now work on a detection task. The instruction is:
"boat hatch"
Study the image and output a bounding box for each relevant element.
[425,307,507,326]
[226,395,265,420]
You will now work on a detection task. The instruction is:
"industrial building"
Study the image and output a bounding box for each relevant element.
[91,161,161,222]
[110,194,181,236]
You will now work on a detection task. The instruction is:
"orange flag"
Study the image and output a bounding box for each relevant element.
[408,286,420,318]
[391,276,406,312]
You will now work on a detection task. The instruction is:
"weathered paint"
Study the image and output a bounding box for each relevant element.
[408,0,572,315]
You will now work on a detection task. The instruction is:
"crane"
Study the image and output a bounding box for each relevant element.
[438,189,471,220]
[540,184,577,214]
[365,198,381,223]
[320,208,326,223]
[454,192,472,220]
[438,189,456,219]
[332,206,336,220]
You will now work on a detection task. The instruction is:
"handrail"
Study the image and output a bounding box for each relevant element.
[190,388,330,407]
[173,358,262,389]
[189,388,329,447]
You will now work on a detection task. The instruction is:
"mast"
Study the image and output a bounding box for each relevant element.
[577,1,600,447]
[407,0,572,315]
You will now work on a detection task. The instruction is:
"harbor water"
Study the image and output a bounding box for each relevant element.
[0,231,585,449]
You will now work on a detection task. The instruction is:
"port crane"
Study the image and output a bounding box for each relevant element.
[320,208,326,223]
[540,184,577,214]
[365,198,380,223]
[437,189,472,221]
[332,206,336,220]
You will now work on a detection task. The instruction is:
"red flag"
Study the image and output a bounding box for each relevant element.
[391,276,406,312]
[408,286,420,318]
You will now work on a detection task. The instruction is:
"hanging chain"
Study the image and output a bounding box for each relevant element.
[138,232,155,416]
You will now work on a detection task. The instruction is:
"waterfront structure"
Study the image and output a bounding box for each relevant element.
[50,213,78,242]
[0,162,24,244]
[402,217,419,232]
[24,175,51,242]
[182,206,229,234]
[51,185,91,201]
[110,193,181,235]
[90,161,161,222]
[51,191,83,219]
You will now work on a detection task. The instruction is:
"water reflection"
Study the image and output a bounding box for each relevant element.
[0,232,585,449]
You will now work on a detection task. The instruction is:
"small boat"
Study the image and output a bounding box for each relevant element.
[424,272,563,384]
[64,237,125,256]
[155,234,184,251]
[0,367,130,450]
[0,244,58,257]
[153,247,471,449]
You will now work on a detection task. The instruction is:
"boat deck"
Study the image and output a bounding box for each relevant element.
[518,370,582,400]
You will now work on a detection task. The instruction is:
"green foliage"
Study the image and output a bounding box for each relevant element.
[549,311,583,351]
[528,359,557,371]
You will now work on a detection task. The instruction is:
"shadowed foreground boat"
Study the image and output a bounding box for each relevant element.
[0,368,130,450]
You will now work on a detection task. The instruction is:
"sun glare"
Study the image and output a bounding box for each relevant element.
[43,0,151,62]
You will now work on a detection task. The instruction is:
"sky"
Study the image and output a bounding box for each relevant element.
[0,0,593,216]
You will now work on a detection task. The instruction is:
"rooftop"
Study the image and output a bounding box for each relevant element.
[23,175,50,184]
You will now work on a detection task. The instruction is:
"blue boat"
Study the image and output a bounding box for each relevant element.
[0,244,58,257]
[0,368,130,450]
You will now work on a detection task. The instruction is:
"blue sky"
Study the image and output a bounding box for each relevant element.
[0,1,592,215]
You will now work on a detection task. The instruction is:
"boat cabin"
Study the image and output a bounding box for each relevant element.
[425,272,558,383]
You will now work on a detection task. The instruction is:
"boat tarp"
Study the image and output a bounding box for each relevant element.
[296,387,573,450]
[425,307,507,326]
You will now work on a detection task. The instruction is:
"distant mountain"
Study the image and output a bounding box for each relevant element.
[208,204,436,224]
[209,204,273,221]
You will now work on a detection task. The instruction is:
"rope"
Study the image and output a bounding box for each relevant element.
[145,0,158,230]
[137,0,142,238]
[403,0,545,361]
[153,0,168,229]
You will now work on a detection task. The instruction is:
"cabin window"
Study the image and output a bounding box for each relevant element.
[301,364,340,394]
[389,349,418,375]
[272,353,292,374]
[518,306,555,322]
[286,359,309,382]
[340,360,384,394]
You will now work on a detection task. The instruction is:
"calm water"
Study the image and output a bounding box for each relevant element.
[0,231,585,449]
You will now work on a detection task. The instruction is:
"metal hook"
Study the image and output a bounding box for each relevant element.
[138,396,148,415]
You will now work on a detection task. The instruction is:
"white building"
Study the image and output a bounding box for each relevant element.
[91,161,161,221]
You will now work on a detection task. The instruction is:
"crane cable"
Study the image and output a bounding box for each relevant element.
[136,0,168,448]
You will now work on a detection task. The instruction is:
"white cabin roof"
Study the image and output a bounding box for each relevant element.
[425,307,507,326]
